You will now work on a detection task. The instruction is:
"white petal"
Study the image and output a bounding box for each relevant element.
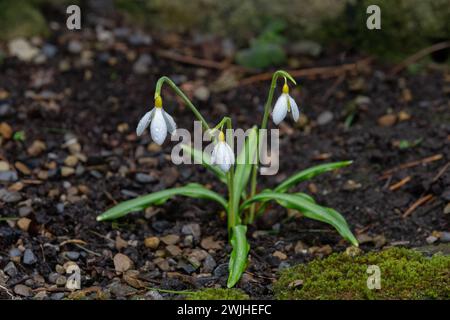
[224,143,235,165]
[213,142,234,172]
[136,109,154,136]
[162,110,177,134]
[210,144,219,164]
[289,96,300,122]
[272,94,288,125]
[150,109,167,145]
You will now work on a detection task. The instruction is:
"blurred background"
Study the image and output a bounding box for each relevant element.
[1,0,449,66]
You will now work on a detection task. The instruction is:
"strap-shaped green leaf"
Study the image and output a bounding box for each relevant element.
[227,225,250,288]
[96,183,227,221]
[231,126,258,219]
[274,161,353,193]
[241,192,358,246]
[180,144,227,184]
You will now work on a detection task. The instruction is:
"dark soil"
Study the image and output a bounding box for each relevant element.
[0,20,449,300]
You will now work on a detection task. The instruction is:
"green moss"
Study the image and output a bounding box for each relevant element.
[0,1,48,41]
[274,247,450,300]
[187,288,250,300]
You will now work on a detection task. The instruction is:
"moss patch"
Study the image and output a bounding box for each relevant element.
[274,247,450,300]
[187,288,249,300]
[0,1,48,41]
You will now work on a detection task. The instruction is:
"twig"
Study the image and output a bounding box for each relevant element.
[0,284,16,300]
[432,161,450,183]
[390,41,450,76]
[156,49,237,70]
[380,154,443,179]
[389,176,411,191]
[88,230,115,243]
[60,239,88,246]
[402,194,434,218]
[238,57,373,87]
[322,74,345,102]
[103,190,117,205]
[245,271,276,281]
[73,243,102,257]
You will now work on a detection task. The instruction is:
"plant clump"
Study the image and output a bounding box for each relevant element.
[274,247,450,300]
[187,288,250,300]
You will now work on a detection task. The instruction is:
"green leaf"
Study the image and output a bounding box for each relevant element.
[241,192,358,246]
[274,161,353,193]
[180,144,227,184]
[227,225,250,288]
[231,127,258,221]
[96,183,227,221]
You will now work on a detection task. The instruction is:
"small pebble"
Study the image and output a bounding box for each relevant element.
[113,253,133,272]
[17,218,32,232]
[23,249,37,265]
[135,173,156,184]
[161,234,180,245]
[144,236,160,249]
[4,261,18,277]
[317,111,334,125]
[64,251,80,260]
[14,284,32,297]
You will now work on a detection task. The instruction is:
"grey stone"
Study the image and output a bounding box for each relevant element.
[50,292,65,300]
[0,170,18,181]
[0,104,13,116]
[14,284,32,297]
[181,223,201,240]
[128,33,152,46]
[213,263,229,278]
[202,254,217,273]
[0,189,21,203]
[42,44,57,58]
[145,290,163,300]
[23,249,37,265]
[133,54,152,74]
[4,261,17,277]
[64,251,80,260]
[135,173,156,184]
[67,40,83,54]
[440,232,450,243]
[291,40,322,57]
[317,111,334,126]
[19,206,33,217]
[9,248,22,259]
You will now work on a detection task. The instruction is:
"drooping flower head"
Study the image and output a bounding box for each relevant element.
[211,131,235,173]
[272,81,300,125]
[136,95,177,145]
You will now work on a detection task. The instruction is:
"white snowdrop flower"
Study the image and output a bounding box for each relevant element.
[272,82,300,125]
[136,95,177,145]
[211,131,235,173]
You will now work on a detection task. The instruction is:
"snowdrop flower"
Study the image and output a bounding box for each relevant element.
[211,131,235,173]
[136,95,177,145]
[272,82,300,125]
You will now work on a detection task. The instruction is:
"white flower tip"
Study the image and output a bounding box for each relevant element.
[211,141,235,173]
[150,109,167,145]
[136,111,153,136]
[272,94,288,125]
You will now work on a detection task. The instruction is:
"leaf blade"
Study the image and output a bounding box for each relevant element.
[227,225,250,288]
[274,161,353,193]
[96,183,227,221]
[242,192,358,246]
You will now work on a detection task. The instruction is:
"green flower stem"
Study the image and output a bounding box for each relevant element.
[224,117,236,236]
[155,76,210,131]
[247,70,296,224]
